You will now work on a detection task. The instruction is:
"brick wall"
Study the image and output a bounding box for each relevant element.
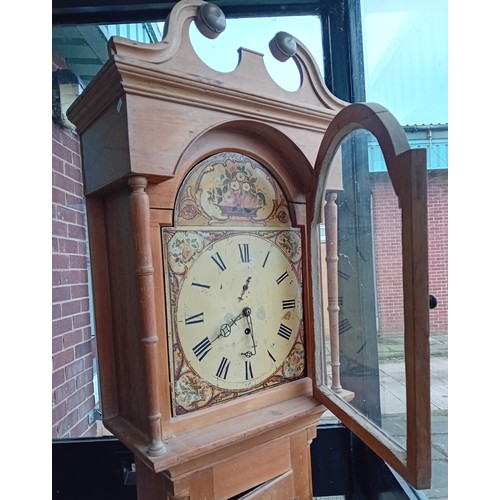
[371,170,448,336]
[52,120,98,438]
[427,170,448,333]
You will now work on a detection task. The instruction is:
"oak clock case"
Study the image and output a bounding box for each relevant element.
[65,0,333,494]
[163,152,305,415]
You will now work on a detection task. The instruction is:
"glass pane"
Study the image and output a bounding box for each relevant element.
[315,129,407,450]
[369,133,406,448]
[360,1,448,495]
[188,15,323,91]
[361,0,448,125]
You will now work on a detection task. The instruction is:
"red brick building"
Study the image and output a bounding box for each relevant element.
[52,70,98,437]
[371,169,448,336]
[370,128,448,336]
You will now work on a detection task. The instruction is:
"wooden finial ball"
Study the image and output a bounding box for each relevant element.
[195,2,226,39]
[269,31,297,62]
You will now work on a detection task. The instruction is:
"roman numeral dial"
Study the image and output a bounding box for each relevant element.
[167,229,304,395]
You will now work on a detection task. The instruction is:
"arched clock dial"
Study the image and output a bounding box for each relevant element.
[162,151,307,415]
[171,231,303,392]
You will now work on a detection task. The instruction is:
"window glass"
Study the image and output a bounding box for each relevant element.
[53,4,446,491]
[359,0,448,495]
[361,0,448,126]
[102,22,163,43]
[187,16,323,91]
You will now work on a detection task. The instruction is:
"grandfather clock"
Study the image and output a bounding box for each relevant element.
[68,1,432,497]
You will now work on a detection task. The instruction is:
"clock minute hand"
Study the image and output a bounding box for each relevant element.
[241,308,257,357]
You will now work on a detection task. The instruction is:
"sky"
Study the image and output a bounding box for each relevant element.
[186,1,448,126]
[1,2,494,496]
[187,15,323,93]
[360,0,448,125]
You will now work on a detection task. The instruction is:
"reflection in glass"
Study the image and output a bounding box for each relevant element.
[317,129,407,449]
[369,132,407,448]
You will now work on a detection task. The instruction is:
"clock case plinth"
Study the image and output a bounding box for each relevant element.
[67,0,346,497]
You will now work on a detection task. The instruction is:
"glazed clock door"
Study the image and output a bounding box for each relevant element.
[308,103,431,489]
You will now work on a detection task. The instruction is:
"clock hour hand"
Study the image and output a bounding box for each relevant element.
[217,313,243,339]
[215,307,248,341]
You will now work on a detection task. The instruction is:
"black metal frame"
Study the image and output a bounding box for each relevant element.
[53,431,422,499]
[51,0,363,102]
[52,1,323,25]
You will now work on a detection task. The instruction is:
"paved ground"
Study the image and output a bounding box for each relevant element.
[378,335,448,499]
[321,334,448,499]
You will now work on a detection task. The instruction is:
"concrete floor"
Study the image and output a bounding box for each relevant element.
[321,334,448,499]
[379,337,448,499]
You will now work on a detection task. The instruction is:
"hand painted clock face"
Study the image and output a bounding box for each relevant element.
[164,228,305,413]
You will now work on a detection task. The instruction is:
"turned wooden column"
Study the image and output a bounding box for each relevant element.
[324,191,341,392]
[129,175,166,456]
[324,190,354,401]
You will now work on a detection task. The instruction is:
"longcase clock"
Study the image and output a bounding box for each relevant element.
[68,0,432,497]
